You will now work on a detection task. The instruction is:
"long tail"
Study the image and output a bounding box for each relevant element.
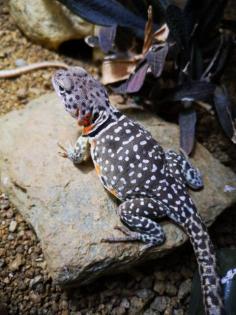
[184,210,225,315]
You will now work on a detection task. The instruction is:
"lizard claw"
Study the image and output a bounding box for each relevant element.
[57,142,68,158]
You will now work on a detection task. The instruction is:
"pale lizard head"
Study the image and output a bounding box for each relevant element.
[52,67,111,126]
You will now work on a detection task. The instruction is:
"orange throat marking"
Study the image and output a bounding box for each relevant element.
[109,188,119,198]
[94,163,101,175]
[82,123,95,135]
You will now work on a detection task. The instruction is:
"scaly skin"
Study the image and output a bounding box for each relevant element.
[52,67,225,315]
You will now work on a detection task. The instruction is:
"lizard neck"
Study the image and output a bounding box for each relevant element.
[82,105,122,137]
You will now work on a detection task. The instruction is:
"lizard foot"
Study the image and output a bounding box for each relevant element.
[57,142,68,158]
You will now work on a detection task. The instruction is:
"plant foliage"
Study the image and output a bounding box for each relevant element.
[57,0,236,154]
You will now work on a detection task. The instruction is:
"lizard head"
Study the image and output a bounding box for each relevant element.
[52,67,111,126]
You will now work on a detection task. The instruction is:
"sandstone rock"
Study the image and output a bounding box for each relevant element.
[9,0,94,49]
[0,93,235,286]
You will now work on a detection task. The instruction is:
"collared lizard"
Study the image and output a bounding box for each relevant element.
[52,67,224,315]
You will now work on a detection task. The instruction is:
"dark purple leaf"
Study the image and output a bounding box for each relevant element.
[146,43,169,77]
[179,107,196,155]
[202,33,232,81]
[111,62,149,94]
[111,80,129,94]
[198,0,227,37]
[184,0,227,39]
[173,81,215,102]
[189,42,204,80]
[98,25,117,53]
[214,86,236,143]
[57,0,146,38]
[127,62,149,93]
[165,5,189,50]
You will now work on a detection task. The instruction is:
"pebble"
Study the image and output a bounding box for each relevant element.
[9,253,24,271]
[29,275,43,289]
[173,309,184,315]
[154,271,166,281]
[111,306,126,315]
[178,279,192,300]
[120,298,130,309]
[128,296,147,313]
[144,309,160,315]
[29,291,41,304]
[136,288,154,300]
[9,220,17,232]
[165,283,177,296]
[153,280,166,294]
[0,193,9,210]
[17,88,28,100]
[0,259,5,267]
[15,58,28,67]
[150,296,170,312]
[140,276,154,289]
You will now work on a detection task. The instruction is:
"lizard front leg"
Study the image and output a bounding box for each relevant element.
[102,198,167,247]
[58,136,90,164]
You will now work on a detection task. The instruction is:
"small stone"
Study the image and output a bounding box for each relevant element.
[9,253,24,271]
[136,289,154,300]
[16,88,28,100]
[7,234,14,240]
[165,283,177,296]
[15,58,27,67]
[129,296,147,314]
[173,309,184,315]
[0,194,9,210]
[60,300,68,310]
[120,298,130,309]
[29,291,41,304]
[150,296,170,312]
[9,220,17,232]
[143,310,160,315]
[5,209,14,219]
[154,271,166,281]
[29,275,43,289]
[178,279,192,300]
[140,276,154,289]
[0,248,6,257]
[111,306,126,315]
[3,277,10,285]
[0,259,5,268]
[153,280,166,295]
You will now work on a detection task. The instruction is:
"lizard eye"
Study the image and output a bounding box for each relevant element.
[56,77,73,92]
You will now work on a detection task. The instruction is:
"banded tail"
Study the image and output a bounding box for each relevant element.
[184,211,225,315]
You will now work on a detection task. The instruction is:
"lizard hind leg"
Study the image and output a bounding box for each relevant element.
[102,198,166,247]
[165,149,203,190]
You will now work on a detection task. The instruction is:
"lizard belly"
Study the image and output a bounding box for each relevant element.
[90,116,166,200]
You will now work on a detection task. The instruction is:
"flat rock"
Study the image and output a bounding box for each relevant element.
[0,93,235,286]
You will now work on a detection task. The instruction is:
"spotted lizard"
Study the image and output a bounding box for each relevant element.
[52,67,224,315]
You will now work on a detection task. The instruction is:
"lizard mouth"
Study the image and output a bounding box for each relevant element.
[78,113,92,127]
